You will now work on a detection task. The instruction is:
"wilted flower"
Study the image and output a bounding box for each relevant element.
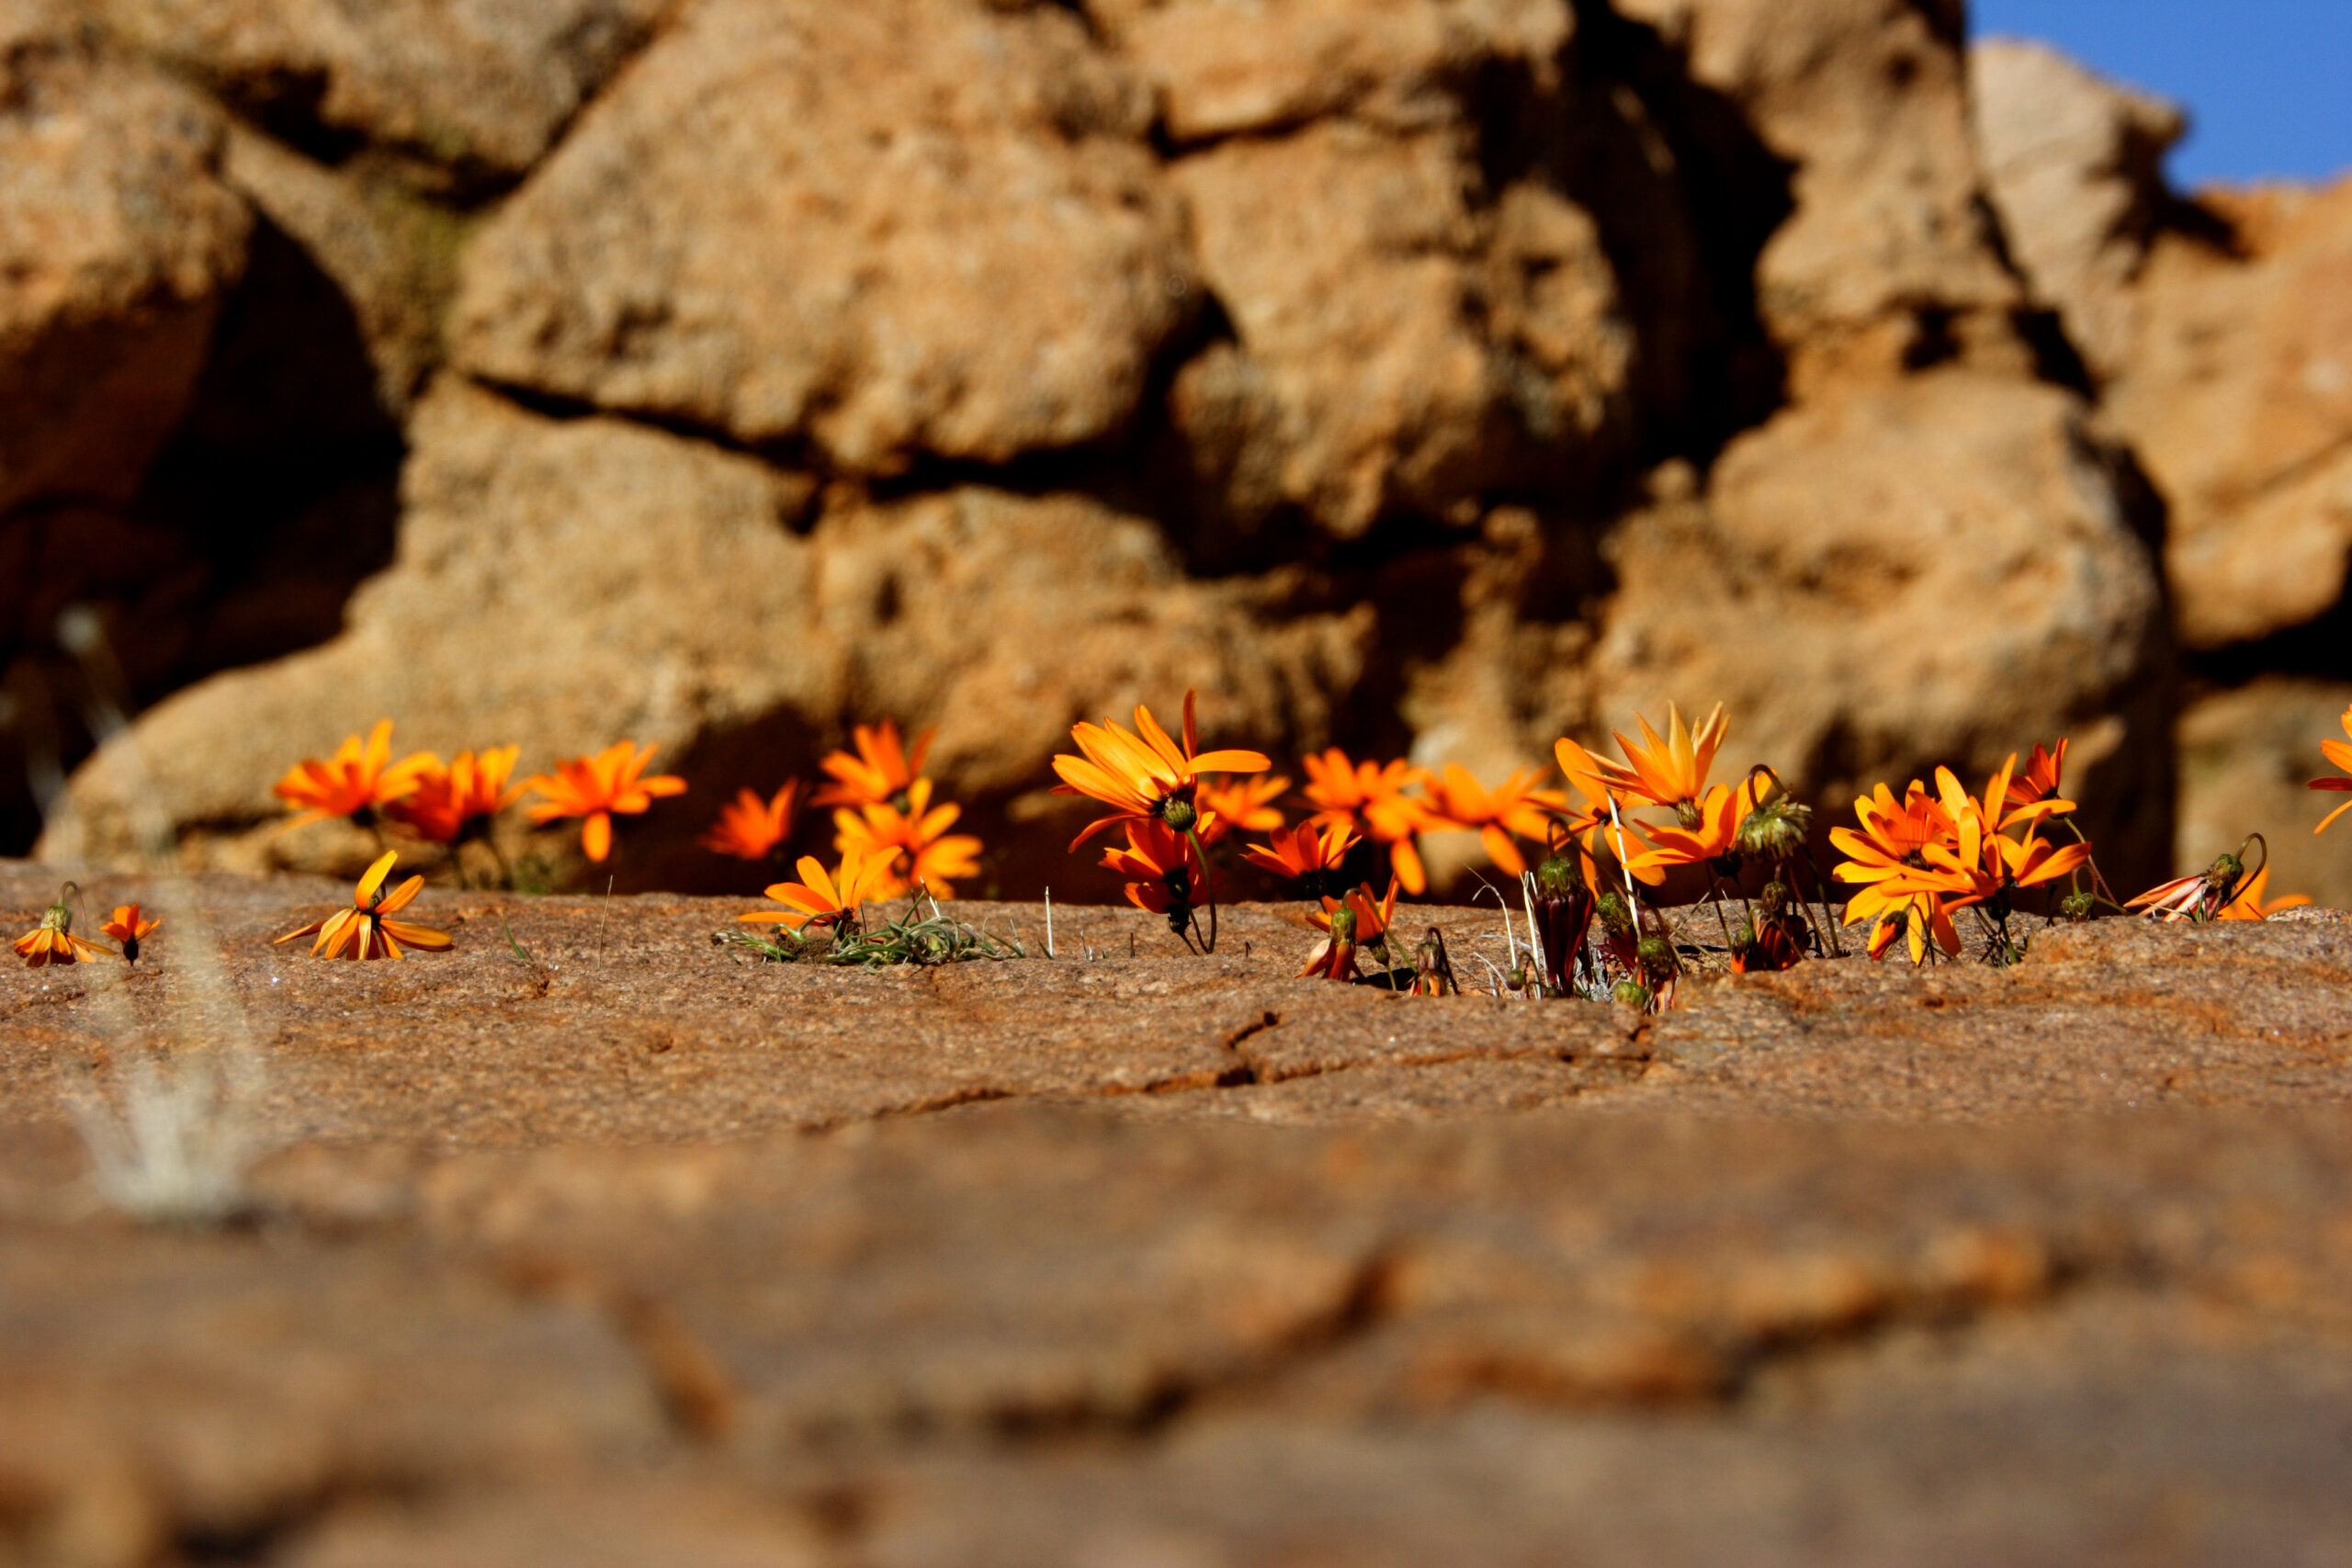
[273,851,453,961]
[14,885,109,967]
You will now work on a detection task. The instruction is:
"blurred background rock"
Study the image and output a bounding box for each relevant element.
[2,0,2347,903]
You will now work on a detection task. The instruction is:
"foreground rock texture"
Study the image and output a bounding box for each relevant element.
[5,863,2352,1562]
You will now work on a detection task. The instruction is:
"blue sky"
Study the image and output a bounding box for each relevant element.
[1971,0,2352,186]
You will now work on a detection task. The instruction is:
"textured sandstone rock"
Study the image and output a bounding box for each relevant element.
[2176,678,2352,909]
[1583,371,2172,884]
[1968,38,2183,383]
[0,19,249,517]
[1170,123,1632,536]
[1612,0,2018,378]
[92,0,664,180]
[2102,182,2352,649]
[218,126,463,415]
[41,381,1365,886]
[449,0,1193,474]
[1083,0,1572,141]
[4,861,2352,1562]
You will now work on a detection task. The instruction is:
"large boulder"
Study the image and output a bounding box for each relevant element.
[1968,37,2183,384]
[1576,370,2170,884]
[1170,124,1633,537]
[1613,0,2018,384]
[2102,183,2352,650]
[91,0,665,183]
[1080,0,1572,141]
[447,0,1194,476]
[43,380,1367,889]
[0,12,249,519]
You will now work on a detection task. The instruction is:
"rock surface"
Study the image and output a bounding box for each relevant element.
[4,862,2352,1562]
[448,0,1193,473]
[92,0,665,183]
[0,15,249,518]
[44,378,1367,889]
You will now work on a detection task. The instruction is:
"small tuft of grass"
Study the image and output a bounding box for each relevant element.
[716,898,1024,969]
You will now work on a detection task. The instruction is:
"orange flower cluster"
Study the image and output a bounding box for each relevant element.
[274,721,686,870]
[1833,744,2090,963]
[817,722,982,899]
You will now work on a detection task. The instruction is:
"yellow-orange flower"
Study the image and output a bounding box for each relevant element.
[1829,781,1955,892]
[385,745,525,845]
[100,903,159,963]
[1424,763,1566,879]
[524,740,686,863]
[1552,737,1659,887]
[1297,876,1400,976]
[1300,750,1439,894]
[812,721,934,810]
[273,851,453,960]
[1241,819,1357,883]
[2005,739,2075,812]
[1101,818,1214,916]
[833,778,983,898]
[2311,705,2352,833]
[1595,703,1727,818]
[14,886,108,967]
[700,782,800,862]
[740,850,884,933]
[272,719,436,829]
[1051,690,1271,851]
[1626,777,1758,876]
[2218,864,2311,921]
[1197,773,1289,841]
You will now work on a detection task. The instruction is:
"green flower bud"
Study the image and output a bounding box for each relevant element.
[1160,797,1198,834]
[1612,979,1653,1010]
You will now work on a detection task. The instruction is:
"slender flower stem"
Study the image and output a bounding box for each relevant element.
[1188,827,1217,953]
[1803,847,1846,955]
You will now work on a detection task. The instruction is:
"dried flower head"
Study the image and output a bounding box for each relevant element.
[273,851,453,960]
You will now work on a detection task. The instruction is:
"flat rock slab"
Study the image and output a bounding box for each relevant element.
[4,861,2352,1564]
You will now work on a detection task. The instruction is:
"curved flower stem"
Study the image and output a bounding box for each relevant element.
[1804,847,1846,955]
[1188,827,1217,953]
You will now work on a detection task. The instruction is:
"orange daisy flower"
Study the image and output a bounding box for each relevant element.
[740,849,884,934]
[1552,737,1659,887]
[1423,763,1566,879]
[700,782,801,862]
[14,886,109,967]
[1300,750,1440,894]
[2311,705,2352,834]
[272,719,437,829]
[833,778,983,898]
[1050,689,1271,851]
[100,904,160,964]
[1241,819,1358,884]
[273,851,454,960]
[1101,818,1215,918]
[2217,863,2312,921]
[1626,777,1758,876]
[524,740,687,863]
[812,721,934,810]
[2004,739,2075,812]
[1196,773,1289,842]
[384,745,526,845]
[1596,703,1727,822]
[1829,780,1956,892]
